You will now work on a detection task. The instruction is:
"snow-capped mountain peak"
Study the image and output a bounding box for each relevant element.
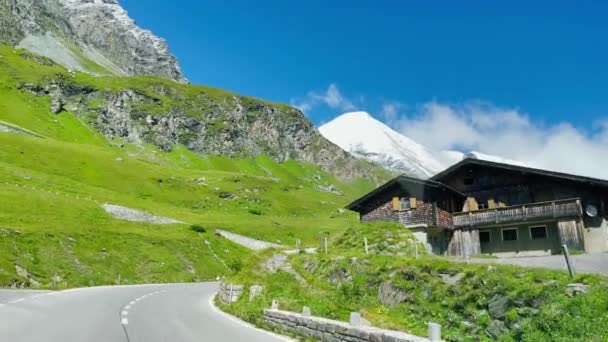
[319,111,444,178]
[320,112,527,178]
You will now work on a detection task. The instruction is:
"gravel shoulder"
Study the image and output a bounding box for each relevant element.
[101,204,184,224]
[469,253,608,275]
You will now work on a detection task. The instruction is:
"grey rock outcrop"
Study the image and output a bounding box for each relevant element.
[1,0,185,82]
[438,272,465,286]
[488,294,510,319]
[262,254,304,282]
[566,283,589,297]
[249,285,263,302]
[15,74,384,180]
[378,281,408,307]
[486,320,508,339]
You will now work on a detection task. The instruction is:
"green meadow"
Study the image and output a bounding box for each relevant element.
[0,44,377,288]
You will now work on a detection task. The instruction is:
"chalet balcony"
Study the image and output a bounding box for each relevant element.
[394,203,454,230]
[452,198,583,228]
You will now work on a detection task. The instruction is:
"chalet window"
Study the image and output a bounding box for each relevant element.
[479,230,491,243]
[400,197,411,210]
[501,228,518,241]
[529,226,548,240]
[393,197,417,211]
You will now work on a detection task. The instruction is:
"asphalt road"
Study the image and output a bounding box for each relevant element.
[0,282,291,342]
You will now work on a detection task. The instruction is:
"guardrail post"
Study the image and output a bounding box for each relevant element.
[428,322,441,341]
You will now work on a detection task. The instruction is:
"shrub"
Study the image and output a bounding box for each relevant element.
[248,209,262,216]
[190,224,206,233]
[228,259,243,272]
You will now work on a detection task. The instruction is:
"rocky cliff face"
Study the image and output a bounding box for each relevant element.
[0,0,185,82]
[14,64,384,181]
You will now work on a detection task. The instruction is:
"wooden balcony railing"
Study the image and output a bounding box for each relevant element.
[452,198,583,228]
[395,203,453,230]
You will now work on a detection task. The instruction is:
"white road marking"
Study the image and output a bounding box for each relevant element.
[10,298,25,303]
[129,301,135,305]
[121,310,128,316]
[207,292,295,342]
[121,318,128,325]
[125,305,131,309]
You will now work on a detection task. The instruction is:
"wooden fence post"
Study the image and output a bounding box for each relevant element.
[562,244,576,278]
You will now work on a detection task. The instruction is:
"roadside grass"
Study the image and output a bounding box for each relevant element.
[0,130,370,287]
[221,222,608,341]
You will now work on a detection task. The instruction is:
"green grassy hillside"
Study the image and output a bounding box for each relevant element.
[222,223,608,341]
[0,45,382,288]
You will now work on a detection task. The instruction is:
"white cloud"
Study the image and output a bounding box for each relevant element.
[381,101,406,123]
[290,83,356,113]
[394,101,608,179]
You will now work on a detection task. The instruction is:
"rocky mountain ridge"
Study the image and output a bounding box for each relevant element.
[7,49,386,181]
[0,0,185,82]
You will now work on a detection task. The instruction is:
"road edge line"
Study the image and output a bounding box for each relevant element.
[207,292,295,342]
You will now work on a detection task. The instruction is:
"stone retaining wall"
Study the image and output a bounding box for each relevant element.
[263,308,432,342]
[218,283,244,304]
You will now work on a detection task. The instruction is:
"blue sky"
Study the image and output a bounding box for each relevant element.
[120,1,608,177]
[122,0,607,128]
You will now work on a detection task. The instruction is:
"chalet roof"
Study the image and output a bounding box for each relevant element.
[345,175,465,211]
[430,158,608,188]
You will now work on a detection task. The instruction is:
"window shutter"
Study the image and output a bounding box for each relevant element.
[467,197,479,211]
[409,197,417,209]
[392,196,401,211]
[488,199,496,209]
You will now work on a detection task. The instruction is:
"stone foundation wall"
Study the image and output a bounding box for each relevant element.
[263,308,432,342]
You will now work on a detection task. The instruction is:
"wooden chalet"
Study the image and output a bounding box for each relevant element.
[346,158,608,257]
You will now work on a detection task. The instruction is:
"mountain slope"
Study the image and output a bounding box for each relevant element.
[1,44,389,183]
[0,0,185,82]
[0,45,389,286]
[319,111,444,178]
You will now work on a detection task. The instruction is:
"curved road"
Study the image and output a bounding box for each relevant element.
[0,282,291,342]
